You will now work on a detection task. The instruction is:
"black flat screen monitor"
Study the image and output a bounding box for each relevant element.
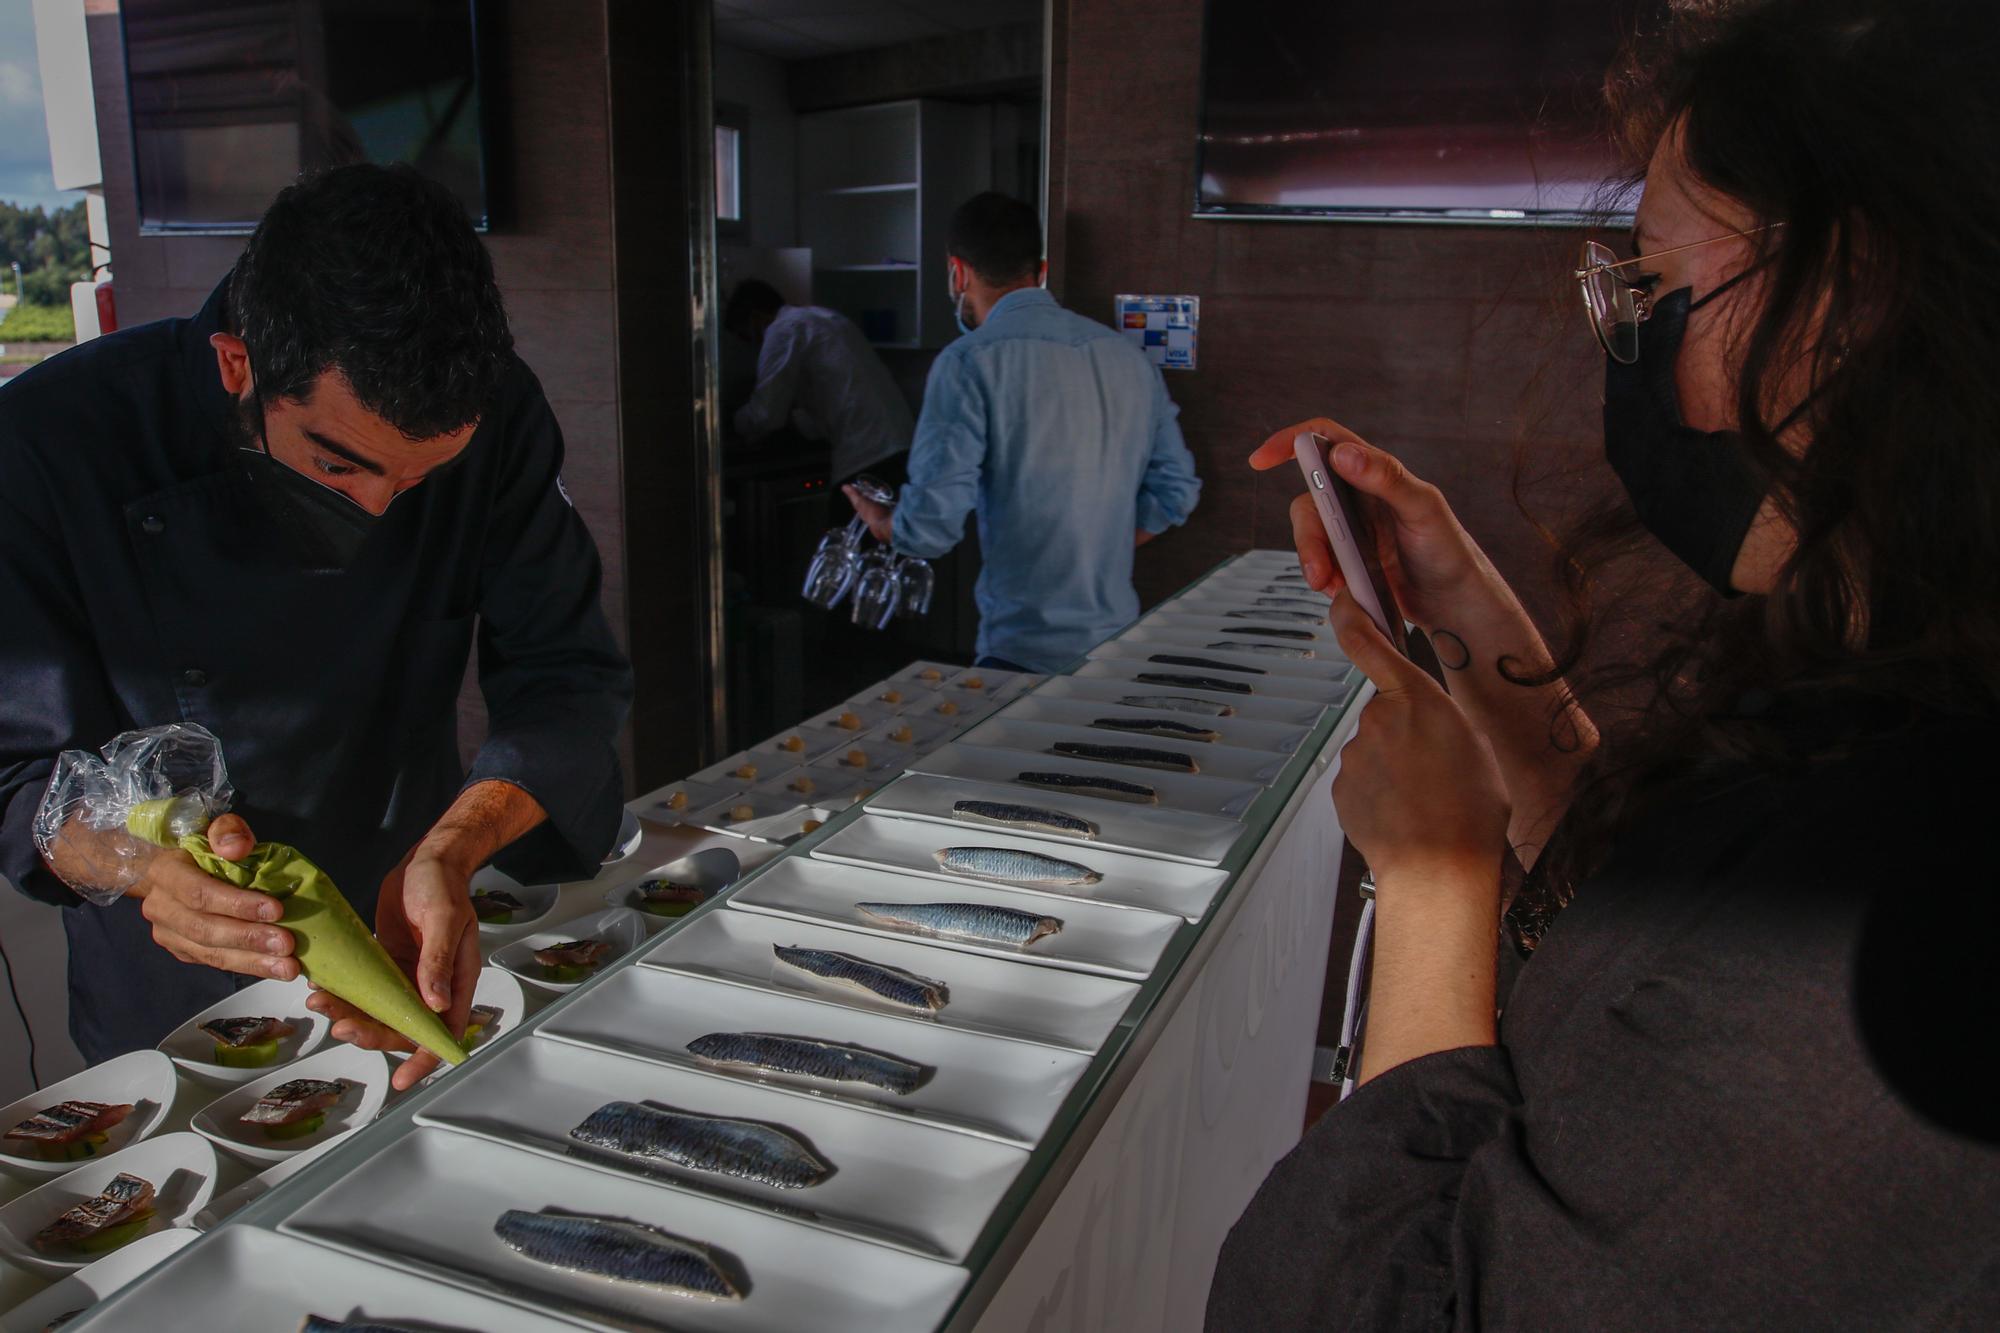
[1197,0,1653,225]
[120,0,492,234]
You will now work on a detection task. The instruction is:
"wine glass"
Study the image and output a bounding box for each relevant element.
[895,555,935,617]
[850,549,902,629]
[804,527,861,608]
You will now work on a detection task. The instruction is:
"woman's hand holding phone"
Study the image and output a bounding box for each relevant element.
[1252,415,1599,871]
[1251,417,1491,630]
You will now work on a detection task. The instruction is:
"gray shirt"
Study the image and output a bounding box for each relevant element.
[734,304,913,482]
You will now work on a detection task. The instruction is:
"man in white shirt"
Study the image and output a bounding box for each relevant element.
[725,280,914,484]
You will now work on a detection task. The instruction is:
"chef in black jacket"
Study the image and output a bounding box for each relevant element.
[0,164,632,1089]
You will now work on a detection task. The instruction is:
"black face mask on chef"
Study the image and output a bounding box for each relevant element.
[236,354,383,570]
[1602,281,1768,595]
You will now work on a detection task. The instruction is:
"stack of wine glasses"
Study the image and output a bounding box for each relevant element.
[801,474,934,630]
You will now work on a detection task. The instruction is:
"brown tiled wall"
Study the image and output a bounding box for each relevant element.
[1048,0,1619,621]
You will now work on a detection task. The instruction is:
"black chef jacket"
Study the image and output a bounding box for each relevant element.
[0,278,634,1062]
[1204,699,2000,1330]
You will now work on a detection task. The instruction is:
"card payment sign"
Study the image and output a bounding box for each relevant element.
[1114,294,1198,371]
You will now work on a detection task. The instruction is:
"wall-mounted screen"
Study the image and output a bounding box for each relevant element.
[120,0,492,234]
[1197,0,1654,225]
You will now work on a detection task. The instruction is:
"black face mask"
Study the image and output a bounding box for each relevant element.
[233,356,383,570]
[1602,285,1767,595]
[239,446,381,569]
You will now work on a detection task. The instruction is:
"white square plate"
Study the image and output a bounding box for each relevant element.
[280,1128,969,1332]
[630,777,742,825]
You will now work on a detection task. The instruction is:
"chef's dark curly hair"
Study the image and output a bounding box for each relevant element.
[228,163,512,439]
[1512,0,2000,939]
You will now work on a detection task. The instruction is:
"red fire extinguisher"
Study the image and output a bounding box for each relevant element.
[95,281,117,335]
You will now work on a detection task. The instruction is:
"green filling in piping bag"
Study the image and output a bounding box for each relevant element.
[126,799,467,1067]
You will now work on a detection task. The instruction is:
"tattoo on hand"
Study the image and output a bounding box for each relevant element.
[1549,705,1584,755]
[1431,627,1471,671]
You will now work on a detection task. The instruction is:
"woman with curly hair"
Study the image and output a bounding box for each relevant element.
[1206,1,2000,1326]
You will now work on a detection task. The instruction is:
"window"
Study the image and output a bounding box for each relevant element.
[715,103,747,239]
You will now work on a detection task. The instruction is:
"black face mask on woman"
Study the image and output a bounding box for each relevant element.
[1602,285,1767,595]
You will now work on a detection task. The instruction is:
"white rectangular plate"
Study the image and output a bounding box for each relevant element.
[280,1129,969,1333]
[1141,608,1340,649]
[812,813,1224,925]
[991,693,1312,755]
[910,739,1268,820]
[414,1036,1029,1262]
[954,717,1290,786]
[1091,631,1351,682]
[1174,572,1329,599]
[640,911,1138,1053]
[749,725,850,764]
[1074,655,1355,706]
[629,777,743,825]
[733,852,1182,977]
[887,660,961,691]
[864,772,1246,867]
[1168,595,1333,621]
[807,739,919,790]
[1027,672,1326,727]
[80,1225,587,1332]
[537,968,1090,1146]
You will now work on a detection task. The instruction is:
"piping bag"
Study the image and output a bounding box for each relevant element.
[128,796,468,1067]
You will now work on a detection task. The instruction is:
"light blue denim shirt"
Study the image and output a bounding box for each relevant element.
[891,288,1201,672]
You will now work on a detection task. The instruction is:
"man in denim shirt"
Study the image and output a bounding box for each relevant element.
[843,193,1201,672]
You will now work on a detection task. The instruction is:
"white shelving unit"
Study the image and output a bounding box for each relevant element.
[797,99,991,349]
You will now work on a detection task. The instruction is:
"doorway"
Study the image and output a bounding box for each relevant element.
[704,0,1046,751]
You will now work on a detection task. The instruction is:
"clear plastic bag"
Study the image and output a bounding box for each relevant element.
[31,722,235,906]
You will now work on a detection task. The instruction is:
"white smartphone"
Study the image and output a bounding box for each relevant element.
[1292,430,1409,653]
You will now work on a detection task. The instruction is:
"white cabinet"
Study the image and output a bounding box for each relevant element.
[797,100,991,349]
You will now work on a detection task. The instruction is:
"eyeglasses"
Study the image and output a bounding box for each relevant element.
[1575,224,1780,364]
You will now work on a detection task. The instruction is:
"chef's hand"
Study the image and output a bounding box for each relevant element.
[842,484,896,543]
[308,847,480,1092]
[1250,417,1493,628]
[128,813,299,982]
[1329,587,1510,890]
